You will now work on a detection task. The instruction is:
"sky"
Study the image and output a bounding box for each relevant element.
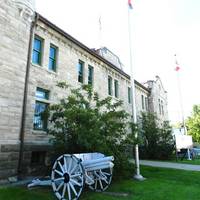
[35,0,200,124]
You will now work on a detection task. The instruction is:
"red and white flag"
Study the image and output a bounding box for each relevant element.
[175,66,180,71]
[128,0,133,9]
[174,54,180,71]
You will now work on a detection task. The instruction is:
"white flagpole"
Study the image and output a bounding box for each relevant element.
[174,54,191,160]
[128,2,145,180]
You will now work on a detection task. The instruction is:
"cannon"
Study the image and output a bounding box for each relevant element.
[28,153,114,200]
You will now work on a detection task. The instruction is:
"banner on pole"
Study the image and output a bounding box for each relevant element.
[175,135,193,150]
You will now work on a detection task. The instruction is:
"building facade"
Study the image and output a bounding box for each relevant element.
[0,0,168,178]
[145,76,168,125]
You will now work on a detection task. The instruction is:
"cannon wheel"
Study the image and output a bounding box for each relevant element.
[89,167,113,192]
[51,154,85,200]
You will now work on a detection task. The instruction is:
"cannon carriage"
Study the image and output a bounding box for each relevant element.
[28,152,114,200]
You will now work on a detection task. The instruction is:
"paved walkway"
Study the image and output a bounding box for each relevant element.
[138,160,200,171]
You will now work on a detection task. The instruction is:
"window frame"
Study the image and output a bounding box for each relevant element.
[33,88,49,131]
[108,76,113,96]
[141,95,145,110]
[48,44,57,72]
[31,151,46,165]
[35,87,49,99]
[158,99,162,115]
[161,100,164,115]
[88,65,94,85]
[32,35,43,66]
[128,87,131,104]
[145,97,148,111]
[114,79,119,98]
[77,60,84,83]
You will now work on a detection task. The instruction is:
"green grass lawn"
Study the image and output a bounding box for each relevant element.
[1,166,200,200]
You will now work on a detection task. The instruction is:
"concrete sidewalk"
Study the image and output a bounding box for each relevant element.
[138,160,200,171]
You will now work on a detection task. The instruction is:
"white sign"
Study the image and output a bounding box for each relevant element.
[175,135,193,150]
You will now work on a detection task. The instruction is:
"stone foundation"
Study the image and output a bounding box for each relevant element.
[0,143,52,179]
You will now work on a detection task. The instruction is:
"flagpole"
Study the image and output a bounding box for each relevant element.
[128,0,145,180]
[174,54,191,160]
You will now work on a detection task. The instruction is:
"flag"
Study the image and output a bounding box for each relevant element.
[128,0,133,9]
[174,54,180,71]
[175,59,180,71]
[175,66,180,71]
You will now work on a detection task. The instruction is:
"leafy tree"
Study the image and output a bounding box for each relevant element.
[186,105,200,142]
[139,112,174,160]
[46,82,136,177]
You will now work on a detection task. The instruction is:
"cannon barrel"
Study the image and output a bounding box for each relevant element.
[84,162,114,172]
[82,156,114,166]
[84,161,114,169]
[28,179,51,188]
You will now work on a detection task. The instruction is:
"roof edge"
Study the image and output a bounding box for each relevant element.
[37,13,130,79]
[134,80,150,93]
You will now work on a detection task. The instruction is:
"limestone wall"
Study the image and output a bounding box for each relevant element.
[0,0,34,178]
[135,84,149,117]
[146,77,168,124]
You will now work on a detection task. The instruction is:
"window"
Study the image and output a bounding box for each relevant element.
[34,88,49,131]
[159,99,164,115]
[114,80,119,98]
[158,99,161,115]
[48,44,57,71]
[88,65,94,85]
[141,95,144,109]
[36,88,49,99]
[128,87,131,104]
[161,100,164,115]
[31,151,46,165]
[145,97,148,111]
[108,76,113,96]
[77,60,84,83]
[32,36,42,65]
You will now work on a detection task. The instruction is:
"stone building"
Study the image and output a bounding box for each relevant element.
[135,80,150,115]
[144,76,168,125]
[0,0,168,178]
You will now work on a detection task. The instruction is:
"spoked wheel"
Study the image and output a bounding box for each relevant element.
[88,168,113,192]
[51,154,84,200]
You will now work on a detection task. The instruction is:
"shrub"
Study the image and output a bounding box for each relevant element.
[186,105,200,142]
[139,112,174,160]
[46,83,136,178]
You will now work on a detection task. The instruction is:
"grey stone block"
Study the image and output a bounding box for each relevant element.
[1,144,20,152]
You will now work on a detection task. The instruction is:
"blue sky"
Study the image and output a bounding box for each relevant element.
[35,0,200,124]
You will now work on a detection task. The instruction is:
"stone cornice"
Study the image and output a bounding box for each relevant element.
[12,0,35,22]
